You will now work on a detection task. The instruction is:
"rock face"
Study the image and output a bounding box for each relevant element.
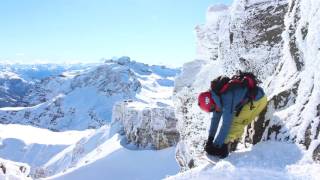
[111,100,179,150]
[174,0,320,170]
[246,0,320,162]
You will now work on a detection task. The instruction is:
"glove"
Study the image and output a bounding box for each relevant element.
[205,143,229,158]
[204,136,214,152]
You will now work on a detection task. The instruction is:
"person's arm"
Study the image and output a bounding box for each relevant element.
[213,91,235,147]
[208,111,222,138]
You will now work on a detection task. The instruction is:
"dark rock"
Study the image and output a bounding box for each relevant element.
[246,106,269,144]
[304,124,312,149]
[267,125,282,140]
[301,22,309,40]
[313,144,320,162]
[0,163,6,174]
[288,0,304,71]
[188,159,195,169]
[272,80,300,109]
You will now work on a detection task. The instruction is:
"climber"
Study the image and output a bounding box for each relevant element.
[198,72,267,158]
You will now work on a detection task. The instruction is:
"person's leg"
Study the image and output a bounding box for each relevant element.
[224,112,250,144]
[244,96,268,125]
[224,96,268,144]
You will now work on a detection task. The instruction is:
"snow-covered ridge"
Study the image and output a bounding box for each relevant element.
[0,63,95,108]
[0,63,97,81]
[0,57,180,131]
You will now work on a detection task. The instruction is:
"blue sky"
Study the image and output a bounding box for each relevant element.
[0,0,232,66]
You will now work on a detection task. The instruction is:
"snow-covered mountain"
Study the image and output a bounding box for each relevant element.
[173,0,320,175]
[0,57,180,131]
[0,57,181,179]
[0,71,31,107]
[0,63,96,82]
[0,63,95,108]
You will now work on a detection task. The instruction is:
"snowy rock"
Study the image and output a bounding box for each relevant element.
[0,158,31,180]
[247,0,320,163]
[116,56,131,65]
[174,0,289,170]
[111,101,179,150]
[173,0,320,169]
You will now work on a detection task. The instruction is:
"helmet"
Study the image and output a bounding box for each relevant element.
[198,91,215,112]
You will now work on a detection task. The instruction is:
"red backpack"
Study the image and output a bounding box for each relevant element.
[198,71,259,112]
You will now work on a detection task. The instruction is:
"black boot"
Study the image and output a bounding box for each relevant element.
[219,144,229,158]
[228,140,239,153]
[205,143,229,158]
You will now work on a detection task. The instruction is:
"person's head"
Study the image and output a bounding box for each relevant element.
[198,91,217,112]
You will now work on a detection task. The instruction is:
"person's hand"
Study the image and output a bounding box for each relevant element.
[205,143,228,158]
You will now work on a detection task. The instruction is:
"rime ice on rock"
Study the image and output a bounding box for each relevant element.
[174,0,320,170]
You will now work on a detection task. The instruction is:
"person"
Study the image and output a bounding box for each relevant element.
[198,73,267,158]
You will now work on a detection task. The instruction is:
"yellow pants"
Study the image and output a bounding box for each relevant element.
[225,96,268,143]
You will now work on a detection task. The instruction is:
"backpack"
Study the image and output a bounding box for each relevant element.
[198,71,259,113]
[211,71,258,95]
[211,71,260,110]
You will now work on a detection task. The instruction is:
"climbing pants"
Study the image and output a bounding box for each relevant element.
[225,96,268,143]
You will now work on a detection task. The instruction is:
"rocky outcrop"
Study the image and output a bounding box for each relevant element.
[174,0,320,169]
[111,101,179,150]
[174,0,290,170]
[0,158,31,180]
[246,0,320,162]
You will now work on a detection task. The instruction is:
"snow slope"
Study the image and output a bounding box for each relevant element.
[0,124,93,177]
[0,124,180,180]
[46,134,179,180]
[167,141,320,180]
